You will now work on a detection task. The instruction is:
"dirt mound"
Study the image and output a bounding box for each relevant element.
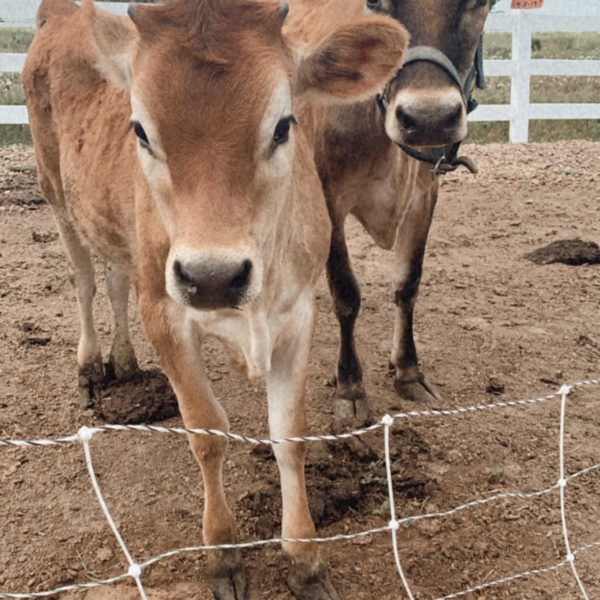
[93,369,179,424]
[524,238,600,265]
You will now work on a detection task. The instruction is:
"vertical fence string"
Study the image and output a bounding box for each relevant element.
[557,386,590,599]
[79,427,148,600]
[383,415,415,600]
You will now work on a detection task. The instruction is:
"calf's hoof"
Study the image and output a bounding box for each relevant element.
[333,380,369,425]
[208,549,249,600]
[287,559,340,600]
[104,354,139,382]
[393,371,441,403]
[78,362,104,408]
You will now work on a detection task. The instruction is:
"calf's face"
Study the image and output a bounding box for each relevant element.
[130,16,297,310]
[85,0,409,309]
[368,0,490,147]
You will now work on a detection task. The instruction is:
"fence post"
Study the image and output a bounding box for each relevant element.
[509,10,532,143]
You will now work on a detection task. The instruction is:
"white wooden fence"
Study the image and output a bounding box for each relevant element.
[0,1,599,142]
[470,10,600,142]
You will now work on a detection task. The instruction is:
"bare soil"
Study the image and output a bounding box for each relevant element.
[1,141,600,600]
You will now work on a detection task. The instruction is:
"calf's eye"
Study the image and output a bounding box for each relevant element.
[130,120,152,153]
[271,115,297,151]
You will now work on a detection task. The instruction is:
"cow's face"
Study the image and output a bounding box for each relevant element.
[367,0,490,147]
[84,0,408,310]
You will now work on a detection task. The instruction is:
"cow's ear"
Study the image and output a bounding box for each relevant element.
[82,0,138,91]
[295,17,409,102]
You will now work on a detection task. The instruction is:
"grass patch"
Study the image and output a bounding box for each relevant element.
[483,31,600,60]
[0,125,32,146]
[529,120,600,143]
[0,28,34,53]
[466,122,510,144]
[0,73,25,105]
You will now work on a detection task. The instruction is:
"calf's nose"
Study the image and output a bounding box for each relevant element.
[173,257,253,309]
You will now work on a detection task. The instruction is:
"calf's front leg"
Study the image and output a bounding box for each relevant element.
[139,298,247,600]
[266,298,339,600]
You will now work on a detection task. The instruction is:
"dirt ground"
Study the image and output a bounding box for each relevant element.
[1,140,599,600]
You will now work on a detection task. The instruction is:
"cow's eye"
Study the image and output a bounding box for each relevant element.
[272,115,296,151]
[366,0,381,10]
[130,121,151,152]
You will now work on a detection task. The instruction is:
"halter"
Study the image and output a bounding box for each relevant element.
[376,36,485,179]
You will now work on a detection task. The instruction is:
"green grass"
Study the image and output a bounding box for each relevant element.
[483,31,600,60]
[0,73,25,105]
[0,28,34,53]
[0,28,599,146]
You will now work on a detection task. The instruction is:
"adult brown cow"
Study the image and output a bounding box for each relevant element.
[22,0,408,598]
[286,0,490,422]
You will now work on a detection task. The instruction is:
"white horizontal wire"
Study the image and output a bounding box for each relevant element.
[0,573,130,599]
[3,530,600,600]
[5,379,600,449]
[434,539,600,600]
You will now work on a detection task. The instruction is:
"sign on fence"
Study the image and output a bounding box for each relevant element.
[511,0,545,8]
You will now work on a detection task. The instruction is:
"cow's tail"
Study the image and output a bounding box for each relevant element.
[36,0,78,31]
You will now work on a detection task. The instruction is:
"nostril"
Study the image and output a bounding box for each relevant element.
[174,260,190,285]
[229,259,252,292]
[443,106,463,131]
[174,260,199,294]
[396,107,416,133]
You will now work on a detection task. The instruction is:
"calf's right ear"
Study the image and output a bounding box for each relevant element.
[296,16,409,103]
[82,0,138,91]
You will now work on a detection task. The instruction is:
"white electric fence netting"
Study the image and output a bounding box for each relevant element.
[1,379,600,600]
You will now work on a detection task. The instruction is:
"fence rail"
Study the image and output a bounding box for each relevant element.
[0,3,599,142]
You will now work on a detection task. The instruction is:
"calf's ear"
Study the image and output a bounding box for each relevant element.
[296,16,409,102]
[82,0,138,91]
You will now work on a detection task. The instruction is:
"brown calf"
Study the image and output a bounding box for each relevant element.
[286,0,490,422]
[23,0,408,597]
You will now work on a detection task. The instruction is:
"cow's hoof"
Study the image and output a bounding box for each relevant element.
[78,362,104,408]
[208,549,249,600]
[333,381,369,425]
[287,559,340,600]
[393,372,441,403]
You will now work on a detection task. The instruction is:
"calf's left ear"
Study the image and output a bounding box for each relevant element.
[295,16,409,102]
[82,0,138,91]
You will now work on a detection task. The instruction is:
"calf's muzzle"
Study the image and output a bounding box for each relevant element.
[172,254,254,309]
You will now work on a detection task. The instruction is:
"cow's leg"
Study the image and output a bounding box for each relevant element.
[139,299,247,600]
[390,179,441,403]
[103,262,138,381]
[53,213,103,407]
[266,299,339,600]
[326,218,368,424]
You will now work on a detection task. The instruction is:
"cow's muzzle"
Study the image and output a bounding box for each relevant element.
[376,38,485,177]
